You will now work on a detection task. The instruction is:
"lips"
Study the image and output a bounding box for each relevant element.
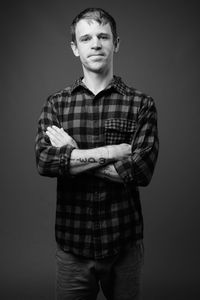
[88,54,104,57]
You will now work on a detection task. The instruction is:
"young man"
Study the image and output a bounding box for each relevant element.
[35,8,159,300]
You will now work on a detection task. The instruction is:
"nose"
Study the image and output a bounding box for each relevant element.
[91,37,101,49]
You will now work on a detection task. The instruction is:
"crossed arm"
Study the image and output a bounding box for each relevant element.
[46,126,131,182]
[36,95,159,186]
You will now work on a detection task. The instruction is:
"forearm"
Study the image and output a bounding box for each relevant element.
[44,125,132,176]
[69,146,114,175]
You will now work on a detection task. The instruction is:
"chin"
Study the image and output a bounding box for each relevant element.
[91,68,107,74]
[88,64,108,73]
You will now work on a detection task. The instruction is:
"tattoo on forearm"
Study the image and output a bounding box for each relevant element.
[99,158,106,165]
[72,157,106,165]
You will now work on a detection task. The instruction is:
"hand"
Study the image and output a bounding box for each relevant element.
[94,164,123,183]
[108,143,132,160]
[46,126,78,148]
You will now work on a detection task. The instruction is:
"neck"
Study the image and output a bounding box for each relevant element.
[82,69,113,95]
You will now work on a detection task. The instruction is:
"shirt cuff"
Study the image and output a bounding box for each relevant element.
[114,158,134,184]
[59,145,76,176]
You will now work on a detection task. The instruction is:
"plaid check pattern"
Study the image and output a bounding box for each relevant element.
[35,76,159,259]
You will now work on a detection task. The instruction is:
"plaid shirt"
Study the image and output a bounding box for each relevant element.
[35,76,159,259]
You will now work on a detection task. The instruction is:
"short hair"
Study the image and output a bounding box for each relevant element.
[70,8,118,45]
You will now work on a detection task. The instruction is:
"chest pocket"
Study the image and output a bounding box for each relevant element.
[104,118,136,145]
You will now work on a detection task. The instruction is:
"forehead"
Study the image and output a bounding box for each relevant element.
[75,19,112,38]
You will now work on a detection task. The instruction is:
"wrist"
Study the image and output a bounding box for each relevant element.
[106,145,114,160]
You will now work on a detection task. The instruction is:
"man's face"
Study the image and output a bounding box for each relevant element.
[71,19,119,74]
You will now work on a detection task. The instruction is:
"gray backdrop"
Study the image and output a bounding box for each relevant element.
[1,0,200,299]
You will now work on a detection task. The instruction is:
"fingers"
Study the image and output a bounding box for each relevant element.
[46,126,75,148]
[51,126,65,136]
[46,130,61,147]
[49,126,70,139]
[46,126,63,143]
[50,140,57,147]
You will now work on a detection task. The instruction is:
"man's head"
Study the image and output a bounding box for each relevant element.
[70,8,118,47]
[70,8,120,75]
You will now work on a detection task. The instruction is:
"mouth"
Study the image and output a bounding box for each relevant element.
[88,54,104,58]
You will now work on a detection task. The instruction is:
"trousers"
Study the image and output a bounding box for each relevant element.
[56,241,144,300]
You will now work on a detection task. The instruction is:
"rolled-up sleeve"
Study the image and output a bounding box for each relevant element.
[114,96,159,186]
[35,96,75,177]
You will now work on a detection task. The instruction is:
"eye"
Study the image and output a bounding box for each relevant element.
[80,36,91,42]
[99,35,109,40]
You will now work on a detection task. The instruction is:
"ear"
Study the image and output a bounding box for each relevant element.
[71,41,80,57]
[114,37,120,53]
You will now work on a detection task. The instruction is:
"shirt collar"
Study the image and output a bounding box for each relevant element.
[70,77,85,93]
[70,76,128,96]
[108,76,128,95]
